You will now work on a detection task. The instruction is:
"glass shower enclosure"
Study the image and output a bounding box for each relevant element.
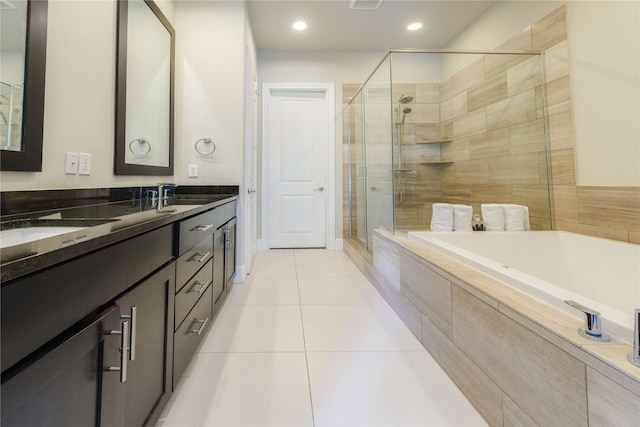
[348,50,552,251]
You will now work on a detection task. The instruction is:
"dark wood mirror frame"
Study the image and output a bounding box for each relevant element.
[115,0,175,176]
[0,0,48,172]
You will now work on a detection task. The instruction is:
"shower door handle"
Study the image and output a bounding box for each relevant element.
[356,164,368,178]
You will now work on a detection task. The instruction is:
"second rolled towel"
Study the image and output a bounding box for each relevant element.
[481,204,506,231]
[453,204,473,231]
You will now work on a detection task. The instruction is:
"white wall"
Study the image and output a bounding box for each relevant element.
[0,0,177,191]
[174,1,245,186]
[257,50,385,239]
[568,1,640,186]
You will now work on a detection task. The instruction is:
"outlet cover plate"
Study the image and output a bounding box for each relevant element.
[78,152,91,175]
[65,152,79,174]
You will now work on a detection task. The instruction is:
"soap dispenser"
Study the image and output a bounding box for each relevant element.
[472,213,484,231]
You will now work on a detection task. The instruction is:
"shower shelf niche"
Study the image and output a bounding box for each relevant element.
[417,138,453,145]
[419,161,453,165]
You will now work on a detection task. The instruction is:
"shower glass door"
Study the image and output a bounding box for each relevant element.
[348,92,367,247]
[364,56,394,247]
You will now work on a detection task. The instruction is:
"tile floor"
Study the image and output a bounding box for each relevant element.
[157,249,487,427]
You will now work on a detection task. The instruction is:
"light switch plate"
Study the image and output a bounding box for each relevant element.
[65,152,78,174]
[188,164,199,178]
[78,152,91,175]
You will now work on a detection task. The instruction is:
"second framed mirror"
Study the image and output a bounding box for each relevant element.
[115,0,174,175]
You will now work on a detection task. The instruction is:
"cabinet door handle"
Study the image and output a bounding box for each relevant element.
[189,317,209,335]
[188,280,211,294]
[105,320,129,383]
[190,224,213,232]
[120,306,137,361]
[189,251,211,263]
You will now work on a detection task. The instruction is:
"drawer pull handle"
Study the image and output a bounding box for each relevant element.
[120,306,137,361]
[189,251,211,263]
[188,280,211,294]
[189,317,209,335]
[105,320,129,383]
[191,224,213,232]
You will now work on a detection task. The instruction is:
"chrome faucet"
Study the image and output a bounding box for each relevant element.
[565,300,610,342]
[153,183,176,213]
[628,309,640,368]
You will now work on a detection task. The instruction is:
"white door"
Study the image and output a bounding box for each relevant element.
[265,88,329,248]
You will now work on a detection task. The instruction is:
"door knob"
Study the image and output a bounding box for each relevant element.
[313,187,324,192]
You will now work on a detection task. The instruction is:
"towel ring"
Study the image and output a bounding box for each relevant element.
[129,138,152,158]
[195,138,216,157]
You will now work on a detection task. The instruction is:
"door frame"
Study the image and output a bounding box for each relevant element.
[261,82,336,250]
[244,46,258,276]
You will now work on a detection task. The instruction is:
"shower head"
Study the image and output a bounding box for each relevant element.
[401,107,412,124]
[398,94,414,104]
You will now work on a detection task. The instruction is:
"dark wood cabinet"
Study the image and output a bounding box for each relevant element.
[213,216,237,312]
[1,305,125,427]
[1,197,238,426]
[172,201,236,388]
[213,227,226,307]
[224,217,237,286]
[173,285,213,384]
[1,226,174,427]
[114,263,175,427]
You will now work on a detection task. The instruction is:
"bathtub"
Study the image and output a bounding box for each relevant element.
[407,231,639,344]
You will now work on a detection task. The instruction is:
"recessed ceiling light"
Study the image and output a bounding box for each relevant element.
[407,22,423,31]
[292,21,308,31]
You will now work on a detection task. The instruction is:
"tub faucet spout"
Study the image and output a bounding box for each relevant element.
[565,300,610,342]
[628,309,640,368]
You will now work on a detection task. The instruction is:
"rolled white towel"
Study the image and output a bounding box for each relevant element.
[453,204,473,231]
[430,203,454,232]
[481,204,505,231]
[504,204,528,231]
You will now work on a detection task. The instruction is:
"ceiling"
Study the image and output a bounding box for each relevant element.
[246,0,496,51]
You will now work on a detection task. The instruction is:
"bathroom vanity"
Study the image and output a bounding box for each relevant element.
[0,186,238,427]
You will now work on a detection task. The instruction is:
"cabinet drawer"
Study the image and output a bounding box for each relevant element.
[176,235,213,287]
[176,201,237,255]
[173,285,212,386]
[177,211,216,256]
[175,259,212,330]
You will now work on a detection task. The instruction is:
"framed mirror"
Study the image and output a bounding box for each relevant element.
[115,0,174,175]
[0,0,47,172]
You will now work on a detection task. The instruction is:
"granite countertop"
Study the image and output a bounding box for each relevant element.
[1,190,238,283]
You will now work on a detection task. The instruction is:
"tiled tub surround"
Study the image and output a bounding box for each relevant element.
[342,5,640,244]
[357,229,640,426]
[407,231,639,344]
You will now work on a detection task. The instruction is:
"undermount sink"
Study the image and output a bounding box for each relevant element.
[1,227,89,249]
[0,219,117,249]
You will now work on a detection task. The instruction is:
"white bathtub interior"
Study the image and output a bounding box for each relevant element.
[407,231,639,344]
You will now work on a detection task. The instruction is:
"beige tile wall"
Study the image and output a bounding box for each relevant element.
[342,5,640,243]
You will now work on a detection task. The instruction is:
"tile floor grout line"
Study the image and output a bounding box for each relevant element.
[294,249,317,427]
